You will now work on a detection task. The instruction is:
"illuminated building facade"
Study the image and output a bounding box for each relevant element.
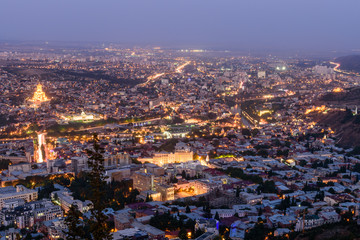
[60,111,101,123]
[155,184,174,201]
[29,84,49,107]
[132,171,155,192]
[138,150,193,166]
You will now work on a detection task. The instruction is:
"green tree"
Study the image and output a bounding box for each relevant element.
[86,135,113,240]
[64,204,86,240]
[0,159,11,170]
[257,180,277,193]
[329,187,336,194]
[41,144,46,161]
[236,186,240,197]
[242,128,251,137]
[54,192,59,201]
[353,163,360,173]
[244,222,269,240]
[203,204,212,218]
[38,182,57,199]
[178,227,188,240]
[194,228,204,238]
[145,193,153,202]
[181,170,186,179]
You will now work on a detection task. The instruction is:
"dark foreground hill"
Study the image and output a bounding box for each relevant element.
[312,109,360,148]
[335,55,360,73]
[319,87,360,106]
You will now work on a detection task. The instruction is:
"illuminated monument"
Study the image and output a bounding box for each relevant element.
[37,132,47,163]
[29,83,49,107]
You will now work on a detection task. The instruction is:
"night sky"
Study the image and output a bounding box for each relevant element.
[1,0,359,51]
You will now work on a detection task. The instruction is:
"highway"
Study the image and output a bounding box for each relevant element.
[330,61,360,76]
[139,61,191,87]
[72,117,162,132]
[330,62,341,73]
[0,117,162,142]
[175,61,191,73]
[0,137,34,142]
[139,73,166,87]
[241,110,258,127]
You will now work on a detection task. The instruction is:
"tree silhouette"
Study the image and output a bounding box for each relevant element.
[236,186,240,197]
[64,204,86,240]
[214,212,220,221]
[178,227,188,240]
[86,134,113,240]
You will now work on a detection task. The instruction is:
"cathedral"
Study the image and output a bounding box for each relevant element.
[28,83,50,107]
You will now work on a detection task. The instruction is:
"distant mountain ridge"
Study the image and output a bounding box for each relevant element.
[335,55,360,72]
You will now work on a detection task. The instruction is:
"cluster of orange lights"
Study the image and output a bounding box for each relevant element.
[332,87,344,93]
[305,105,326,115]
[29,84,49,103]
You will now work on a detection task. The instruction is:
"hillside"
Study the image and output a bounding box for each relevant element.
[312,109,360,148]
[335,55,360,73]
[319,87,360,105]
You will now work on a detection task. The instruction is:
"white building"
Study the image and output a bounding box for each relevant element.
[0,185,37,209]
[257,71,266,79]
[51,190,91,213]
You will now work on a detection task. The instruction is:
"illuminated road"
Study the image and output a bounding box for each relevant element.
[0,118,163,141]
[0,137,34,142]
[138,73,165,87]
[330,61,360,76]
[241,110,257,127]
[175,61,191,73]
[330,62,341,73]
[139,61,191,87]
[72,117,162,132]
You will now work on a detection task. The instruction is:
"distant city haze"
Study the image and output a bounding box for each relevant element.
[1,0,360,51]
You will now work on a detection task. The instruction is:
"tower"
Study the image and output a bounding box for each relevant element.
[37,132,48,163]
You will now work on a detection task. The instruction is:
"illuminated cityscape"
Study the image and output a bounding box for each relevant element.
[0,0,360,240]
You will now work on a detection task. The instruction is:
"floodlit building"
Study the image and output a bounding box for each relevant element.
[132,171,155,192]
[60,111,101,123]
[138,150,193,166]
[155,184,175,201]
[28,83,50,108]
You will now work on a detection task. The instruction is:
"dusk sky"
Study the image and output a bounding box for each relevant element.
[1,0,360,51]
